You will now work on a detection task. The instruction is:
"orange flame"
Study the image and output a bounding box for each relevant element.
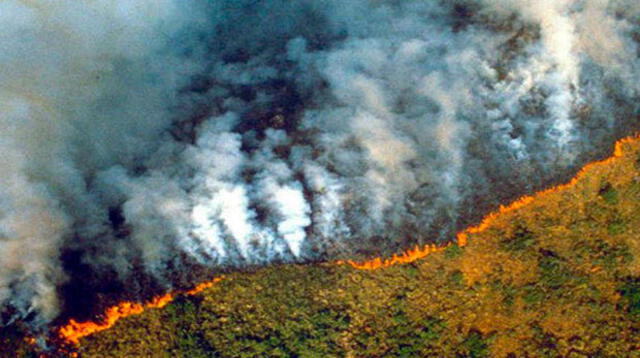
[344,135,637,270]
[57,277,223,345]
[340,243,449,270]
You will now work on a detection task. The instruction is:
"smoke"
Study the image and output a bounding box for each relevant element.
[0,0,638,329]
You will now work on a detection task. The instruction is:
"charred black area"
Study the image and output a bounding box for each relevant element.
[234,80,306,140]
[450,2,480,32]
[57,249,126,323]
[54,247,228,330]
[108,207,129,239]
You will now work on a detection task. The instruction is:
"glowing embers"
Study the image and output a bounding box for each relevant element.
[58,277,224,345]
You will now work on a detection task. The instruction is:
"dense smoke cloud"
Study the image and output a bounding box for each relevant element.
[0,0,638,328]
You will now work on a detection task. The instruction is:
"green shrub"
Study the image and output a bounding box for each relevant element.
[450,270,465,287]
[618,279,640,321]
[445,244,463,259]
[501,226,535,251]
[458,330,488,358]
[538,250,571,289]
[522,285,544,306]
[607,219,626,235]
[599,183,618,205]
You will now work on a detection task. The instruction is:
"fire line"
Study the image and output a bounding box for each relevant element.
[57,277,224,346]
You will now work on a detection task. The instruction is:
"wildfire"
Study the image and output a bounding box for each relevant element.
[344,135,637,270]
[57,277,224,345]
[53,135,638,349]
[456,135,631,244]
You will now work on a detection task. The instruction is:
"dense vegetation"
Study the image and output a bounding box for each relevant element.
[3,137,640,357]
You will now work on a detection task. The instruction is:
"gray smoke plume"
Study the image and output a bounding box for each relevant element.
[0,0,638,328]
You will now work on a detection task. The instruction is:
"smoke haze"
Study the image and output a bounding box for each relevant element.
[0,0,638,329]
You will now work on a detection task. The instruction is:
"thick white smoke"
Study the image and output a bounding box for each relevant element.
[0,0,638,328]
[0,0,209,325]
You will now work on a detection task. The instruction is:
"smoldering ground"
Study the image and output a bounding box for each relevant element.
[0,0,638,331]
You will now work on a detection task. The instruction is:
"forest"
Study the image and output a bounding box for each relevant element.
[2,137,640,357]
